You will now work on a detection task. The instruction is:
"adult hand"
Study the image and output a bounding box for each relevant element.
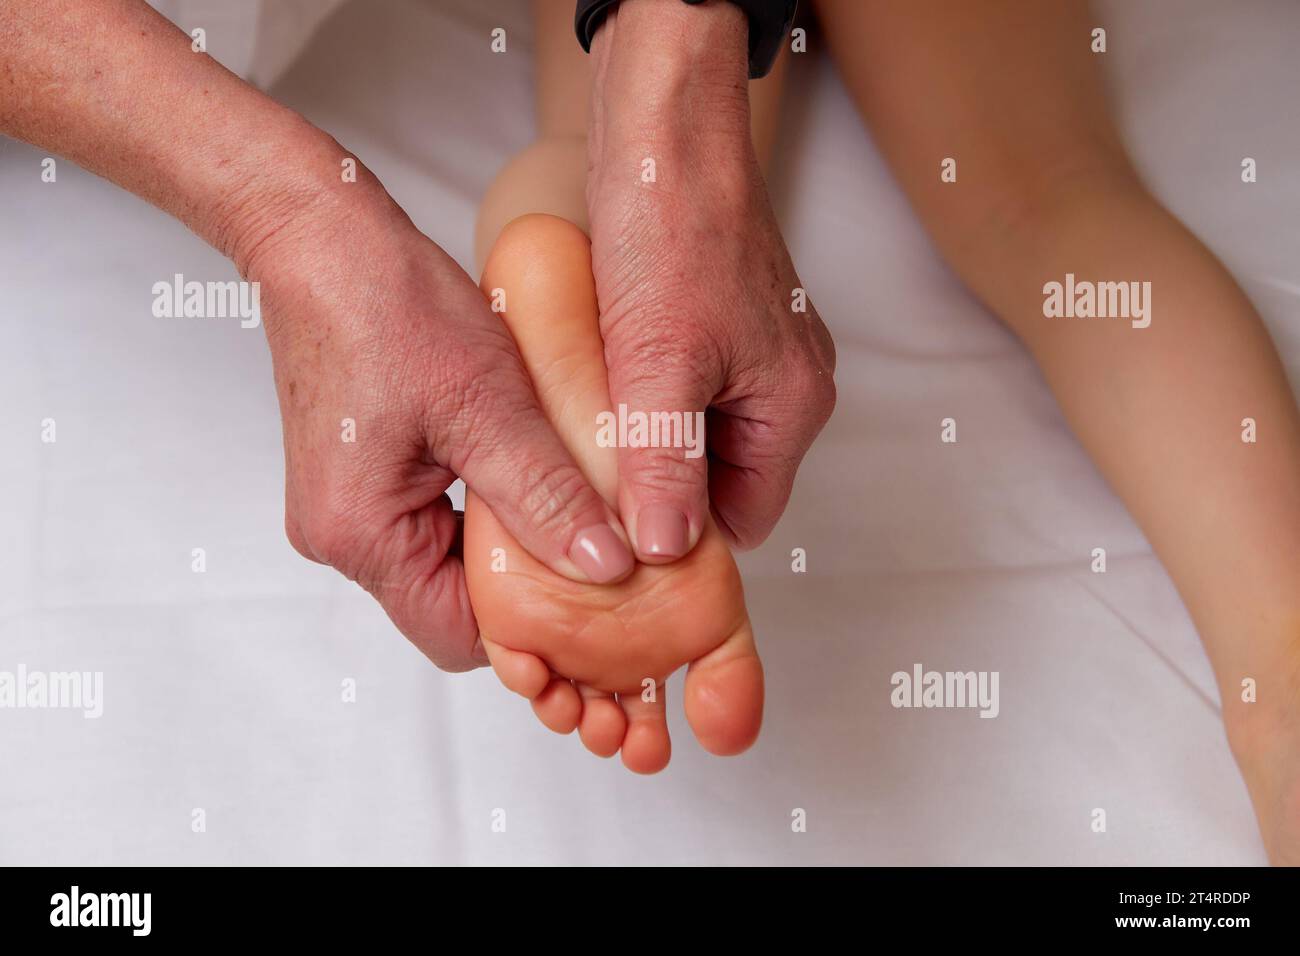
[235,167,637,672]
[0,0,634,673]
[586,0,836,562]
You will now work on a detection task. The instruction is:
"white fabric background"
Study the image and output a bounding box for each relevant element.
[146,0,347,87]
[2,0,1295,864]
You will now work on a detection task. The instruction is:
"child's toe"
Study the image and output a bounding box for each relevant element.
[577,684,625,757]
[618,685,671,774]
[531,677,582,734]
[684,619,764,756]
[482,639,551,699]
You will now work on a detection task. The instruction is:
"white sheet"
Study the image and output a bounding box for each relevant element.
[3,0,1294,865]
[146,0,347,87]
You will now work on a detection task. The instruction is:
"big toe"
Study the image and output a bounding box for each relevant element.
[684,620,764,757]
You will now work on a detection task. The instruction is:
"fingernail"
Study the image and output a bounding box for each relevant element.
[637,504,689,558]
[472,638,490,666]
[568,524,634,583]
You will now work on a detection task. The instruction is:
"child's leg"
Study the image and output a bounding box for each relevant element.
[474,0,788,269]
[474,1,589,268]
[817,0,1300,861]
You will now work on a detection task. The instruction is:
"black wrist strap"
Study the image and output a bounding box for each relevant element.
[574,0,797,80]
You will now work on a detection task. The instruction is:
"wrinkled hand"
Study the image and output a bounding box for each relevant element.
[232,166,634,671]
[586,0,836,561]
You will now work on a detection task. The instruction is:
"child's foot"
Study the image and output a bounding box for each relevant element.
[463,214,764,773]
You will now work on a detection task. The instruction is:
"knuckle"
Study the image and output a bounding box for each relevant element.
[296,507,357,571]
[451,364,500,435]
[805,364,837,424]
[429,654,476,675]
[730,520,774,552]
[713,497,776,552]
[292,481,374,576]
[811,313,838,377]
[399,570,470,669]
[434,340,536,468]
[780,343,837,430]
[284,513,317,561]
[515,460,595,541]
[615,325,686,367]
[626,446,705,497]
[429,340,490,418]
[611,328,717,397]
